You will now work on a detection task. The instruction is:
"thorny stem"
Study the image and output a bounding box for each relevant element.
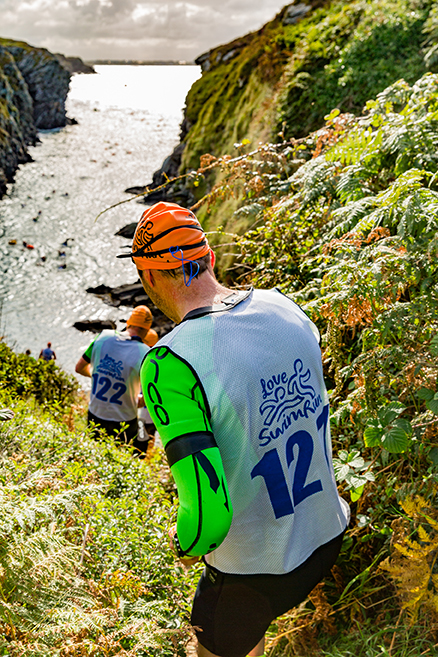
[412,417,438,428]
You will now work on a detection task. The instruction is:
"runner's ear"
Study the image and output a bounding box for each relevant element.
[209,249,215,269]
[141,269,155,287]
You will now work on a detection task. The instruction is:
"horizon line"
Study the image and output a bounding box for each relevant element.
[86,59,196,66]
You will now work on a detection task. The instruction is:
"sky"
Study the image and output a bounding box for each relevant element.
[0,0,290,62]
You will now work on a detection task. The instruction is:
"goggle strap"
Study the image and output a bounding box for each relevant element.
[169,246,201,287]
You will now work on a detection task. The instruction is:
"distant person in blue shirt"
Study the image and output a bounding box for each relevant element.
[39,342,56,361]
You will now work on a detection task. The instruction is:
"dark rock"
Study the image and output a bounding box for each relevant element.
[194,34,252,73]
[124,186,147,195]
[73,319,116,333]
[55,54,96,75]
[0,46,37,192]
[124,138,196,208]
[115,222,138,239]
[86,282,148,307]
[5,41,71,130]
[86,282,175,338]
[86,284,112,295]
[283,3,311,25]
[0,37,72,198]
[152,142,186,184]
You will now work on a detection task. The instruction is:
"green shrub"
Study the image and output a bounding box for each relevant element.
[0,389,199,656]
[189,71,438,651]
[0,341,78,408]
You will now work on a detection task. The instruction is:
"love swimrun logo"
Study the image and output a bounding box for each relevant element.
[96,355,124,381]
[258,359,322,447]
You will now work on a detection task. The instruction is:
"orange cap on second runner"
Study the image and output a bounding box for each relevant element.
[118,202,210,270]
[144,328,159,347]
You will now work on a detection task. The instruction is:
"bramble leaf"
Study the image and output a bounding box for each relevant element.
[350,485,364,502]
[381,424,410,453]
[426,393,438,415]
[334,462,350,479]
[417,387,435,401]
[378,402,406,427]
[428,447,438,466]
[430,334,438,356]
[364,422,384,447]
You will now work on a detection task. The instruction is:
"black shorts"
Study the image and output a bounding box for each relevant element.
[191,532,344,657]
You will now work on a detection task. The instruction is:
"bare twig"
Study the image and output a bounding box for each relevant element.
[388,608,403,656]
[94,138,301,222]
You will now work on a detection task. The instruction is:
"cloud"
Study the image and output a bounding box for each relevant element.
[0,0,289,60]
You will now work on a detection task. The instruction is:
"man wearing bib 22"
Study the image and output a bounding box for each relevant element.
[117,202,350,657]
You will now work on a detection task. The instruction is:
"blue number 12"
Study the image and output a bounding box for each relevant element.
[251,405,328,519]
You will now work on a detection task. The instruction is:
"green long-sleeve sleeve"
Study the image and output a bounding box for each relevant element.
[141,346,232,557]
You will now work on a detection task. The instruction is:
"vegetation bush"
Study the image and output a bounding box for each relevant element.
[176,0,438,242]
[0,341,78,408]
[5,4,438,652]
[187,71,438,653]
[96,68,438,653]
[182,0,437,171]
[0,388,199,656]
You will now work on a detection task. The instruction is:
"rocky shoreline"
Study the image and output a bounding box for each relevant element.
[0,41,174,342]
[77,282,175,338]
[0,37,94,198]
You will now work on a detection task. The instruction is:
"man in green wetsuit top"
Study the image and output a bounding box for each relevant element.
[117,202,350,657]
[75,306,152,448]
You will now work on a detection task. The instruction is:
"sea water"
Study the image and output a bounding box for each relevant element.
[0,65,200,376]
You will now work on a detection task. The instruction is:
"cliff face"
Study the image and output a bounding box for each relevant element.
[0,47,35,194]
[136,0,438,230]
[182,0,435,170]
[0,38,72,197]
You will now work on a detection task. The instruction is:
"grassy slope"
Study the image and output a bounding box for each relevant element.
[180,0,437,240]
[0,345,198,656]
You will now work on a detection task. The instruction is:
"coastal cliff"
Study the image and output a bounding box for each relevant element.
[133,0,438,231]
[0,38,73,197]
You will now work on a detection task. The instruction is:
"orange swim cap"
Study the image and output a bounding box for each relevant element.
[117,202,210,271]
[126,305,153,331]
[145,328,159,347]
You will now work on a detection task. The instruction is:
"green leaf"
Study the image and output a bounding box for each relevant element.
[378,402,406,427]
[381,426,409,453]
[350,485,364,502]
[428,447,438,466]
[392,418,413,435]
[333,461,350,480]
[417,387,434,401]
[348,455,365,468]
[426,398,438,415]
[430,334,438,357]
[364,424,384,447]
[345,449,365,468]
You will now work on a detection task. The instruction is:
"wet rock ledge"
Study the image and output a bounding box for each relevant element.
[74,282,175,337]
